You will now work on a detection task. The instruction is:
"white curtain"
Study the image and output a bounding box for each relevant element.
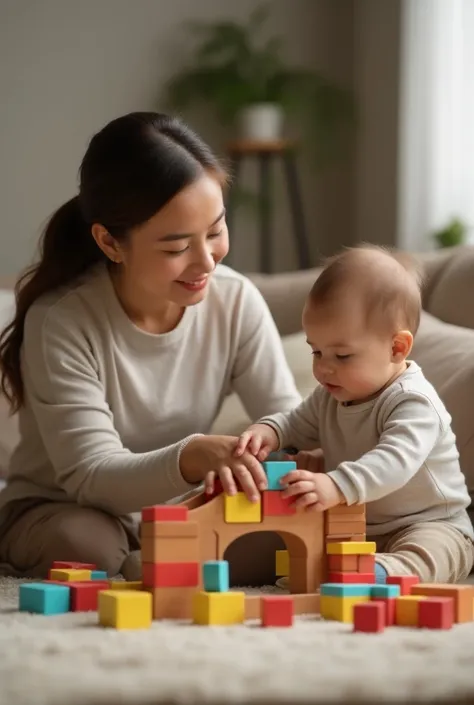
[397,0,474,251]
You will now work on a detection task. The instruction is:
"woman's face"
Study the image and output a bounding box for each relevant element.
[120,173,229,309]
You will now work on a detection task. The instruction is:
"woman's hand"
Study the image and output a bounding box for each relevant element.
[180,435,267,503]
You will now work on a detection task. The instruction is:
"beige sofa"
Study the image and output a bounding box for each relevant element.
[1,247,474,529]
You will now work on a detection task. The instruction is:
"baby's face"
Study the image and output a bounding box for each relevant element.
[302,300,399,404]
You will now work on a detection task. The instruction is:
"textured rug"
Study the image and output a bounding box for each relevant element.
[2,578,474,705]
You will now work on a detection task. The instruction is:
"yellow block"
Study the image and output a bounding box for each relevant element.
[326,541,376,556]
[193,591,246,625]
[276,549,289,577]
[395,595,427,627]
[320,594,370,623]
[49,568,91,582]
[109,580,143,591]
[99,590,152,630]
[224,492,261,523]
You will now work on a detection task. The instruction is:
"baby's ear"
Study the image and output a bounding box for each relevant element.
[392,330,413,361]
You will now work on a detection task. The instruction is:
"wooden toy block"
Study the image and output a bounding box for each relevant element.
[321,583,373,598]
[150,586,197,619]
[19,583,70,615]
[141,535,198,563]
[262,491,295,516]
[141,520,198,539]
[326,520,366,536]
[99,590,152,629]
[203,560,229,592]
[326,541,376,556]
[91,570,108,580]
[395,595,427,626]
[328,533,367,543]
[49,568,92,582]
[261,596,294,627]
[327,504,366,517]
[51,561,96,570]
[68,581,110,612]
[411,584,474,623]
[370,584,400,599]
[328,572,374,584]
[275,549,289,577]
[358,555,375,573]
[386,574,420,596]
[109,580,143,591]
[224,492,261,523]
[320,594,370,623]
[353,602,385,633]
[193,591,246,625]
[370,598,396,626]
[328,554,358,572]
[142,561,200,588]
[141,505,189,522]
[262,460,296,491]
[418,597,454,630]
[244,593,320,621]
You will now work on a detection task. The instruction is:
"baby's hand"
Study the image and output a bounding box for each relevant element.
[233,423,279,462]
[280,470,344,512]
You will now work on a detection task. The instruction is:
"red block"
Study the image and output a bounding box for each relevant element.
[141,505,188,522]
[386,574,420,596]
[51,561,97,570]
[68,581,110,612]
[328,555,358,572]
[328,572,375,584]
[142,561,199,588]
[357,555,375,573]
[261,596,294,627]
[262,491,295,516]
[418,597,454,630]
[371,598,396,626]
[354,602,385,633]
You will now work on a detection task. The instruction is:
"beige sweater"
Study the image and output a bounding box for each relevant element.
[260,362,474,538]
[0,264,301,530]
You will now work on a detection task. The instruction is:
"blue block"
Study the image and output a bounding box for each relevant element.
[320,583,373,598]
[370,584,400,599]
[262,461,296,491]
[203,560,229,592]
[19,583,70,615]
[91,570,108,580]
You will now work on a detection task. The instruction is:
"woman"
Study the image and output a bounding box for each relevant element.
[0,112,301,583]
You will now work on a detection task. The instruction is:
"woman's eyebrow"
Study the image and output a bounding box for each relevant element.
[159,208,226,242]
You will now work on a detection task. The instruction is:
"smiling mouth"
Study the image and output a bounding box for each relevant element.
[175,277,208,291]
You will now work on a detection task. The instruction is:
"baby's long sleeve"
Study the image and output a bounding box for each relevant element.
[258,388,321,450]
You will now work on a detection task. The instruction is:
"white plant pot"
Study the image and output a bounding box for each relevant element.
[238,103,284,142]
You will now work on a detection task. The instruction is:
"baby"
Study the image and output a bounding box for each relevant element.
[232,245,474,583]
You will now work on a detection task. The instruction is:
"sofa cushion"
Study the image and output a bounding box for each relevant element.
[424,245,474,330]
[412,310,474,505]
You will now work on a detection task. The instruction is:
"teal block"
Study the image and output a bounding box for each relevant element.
[262,461,296,491]
[91,570,108,580]
[370,584,400,599]
[320,583,373,598]
[19,583,70,615]
[203,560,229,592]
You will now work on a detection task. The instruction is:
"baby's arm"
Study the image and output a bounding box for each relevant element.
[328,392,441,504]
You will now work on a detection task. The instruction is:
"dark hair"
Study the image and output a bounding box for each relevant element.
[0,112,228,412]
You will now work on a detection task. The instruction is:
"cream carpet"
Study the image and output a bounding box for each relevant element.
[2,578,474,705]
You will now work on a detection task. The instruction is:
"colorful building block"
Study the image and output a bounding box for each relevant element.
[395,595,427,626]
[49,568,92,582]
[109,580,143,591]
[370,597,396,626]
[418,597,454,630]
[262,491,295,516]
[328,572,375,584]
[320,583,373,598]
[142,561,200,588]
[19,583,70,615]
[51,561,96,570]
[224,493,261,523]
[203,560,229,592]
[141,505,189,522]
[353,602,385,633]
[141,534,198,563]
[99,590,152,629]
[328,554,358,572]
[91,570,108,581]
[275,549,289,577]
[386,575,420,596]
[141,520,198,539]
[411,584,474,623]
[320,594,370,623]
[262,461,296,491]
[68,581,110,612]
[371,584,400,599]
[358,555,376,573]
[193,591,245,625]
[326,541,376,556]
[261,596,294,627]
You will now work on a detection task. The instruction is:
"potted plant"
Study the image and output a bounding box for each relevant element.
[165,3,355,151]
[432,217,468,248]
